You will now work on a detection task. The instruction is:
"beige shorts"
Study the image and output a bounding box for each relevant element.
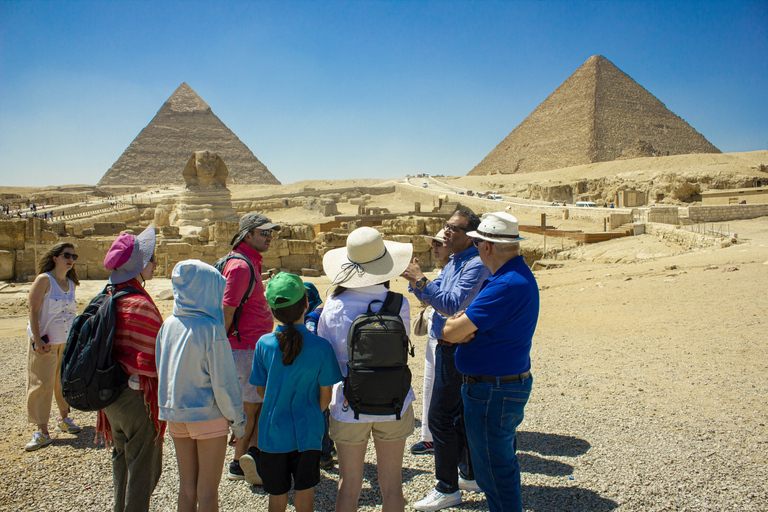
[330,404,414,445]
[168,417,230,440]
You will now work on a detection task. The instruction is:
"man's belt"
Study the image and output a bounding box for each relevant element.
[462,371,532,385]
[437,339,455,348]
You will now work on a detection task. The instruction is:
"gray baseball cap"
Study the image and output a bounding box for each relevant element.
[230,212,281,247]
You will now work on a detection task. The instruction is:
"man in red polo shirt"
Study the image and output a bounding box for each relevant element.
[222,212,280,485]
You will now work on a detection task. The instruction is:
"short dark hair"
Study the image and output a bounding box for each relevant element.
[453,209,480,232]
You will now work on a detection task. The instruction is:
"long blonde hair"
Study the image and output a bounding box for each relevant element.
[37,242,80,286]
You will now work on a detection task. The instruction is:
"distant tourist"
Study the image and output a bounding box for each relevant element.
[318,227,414,512]
[401,211,489,511]
[100,226,165,512]
[25,243,81,451]
[442,212,540,512]
[221,212,281,485]
[250,272,342,512]
[156,259,246,512]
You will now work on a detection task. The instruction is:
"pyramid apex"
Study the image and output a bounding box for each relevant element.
[163,83,211,113]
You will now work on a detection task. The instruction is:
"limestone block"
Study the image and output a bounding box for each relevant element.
[82,228,94,236]
[154,204,174,227]
[349,198,368,206]
[414,251,433,269]
[390,235,412,244]
[315,232,347,248]
[424,218,444,235]
[0,220,26,250]
[411,237,430,253]
[141,208,156,221]
[262,257,282,270]
[283,224,315,241]
[301,268,321,277]
[281,254,315,272]
[161,225,180,238]
[40,230,58,242]
[211,221,239,244]
[270,239,290,258]
[287,240,316,255]
[0,250,14,280]
[167,243,193,257]
[383,218,426,235]
[94,222,128,236]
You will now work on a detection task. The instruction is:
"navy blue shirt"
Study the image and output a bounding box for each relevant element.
[456,255,539,376]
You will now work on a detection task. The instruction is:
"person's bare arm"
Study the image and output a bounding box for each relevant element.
[28,274,51,353]
[441,311,478,344]
[223,304,236,332]
[256,386,266,400]
[319,385,333,412]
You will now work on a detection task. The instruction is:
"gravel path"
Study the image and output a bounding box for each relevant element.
[2,226,767,511]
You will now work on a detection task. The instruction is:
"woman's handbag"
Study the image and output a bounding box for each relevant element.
[412,305,431,336]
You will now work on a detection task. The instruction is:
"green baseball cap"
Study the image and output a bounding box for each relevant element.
[266,272,306,309]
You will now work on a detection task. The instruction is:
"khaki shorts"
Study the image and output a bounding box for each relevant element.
[330,404,414,445]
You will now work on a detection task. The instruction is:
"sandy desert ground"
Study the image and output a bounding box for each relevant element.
[1,178,767,510]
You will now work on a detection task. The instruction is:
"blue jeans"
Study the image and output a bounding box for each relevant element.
[462,375,532,512]
[428,344,473,494]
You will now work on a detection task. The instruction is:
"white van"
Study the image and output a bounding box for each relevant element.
[575,201,598,208]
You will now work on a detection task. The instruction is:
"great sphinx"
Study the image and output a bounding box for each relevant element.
[154,151,238,239]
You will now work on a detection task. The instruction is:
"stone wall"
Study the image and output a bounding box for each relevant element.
[1,215,447,281]
[645,223,731,251]
[688,204,768,223]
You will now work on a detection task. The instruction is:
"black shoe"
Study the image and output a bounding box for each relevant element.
[320,454,335,470]
[227,460,245,481]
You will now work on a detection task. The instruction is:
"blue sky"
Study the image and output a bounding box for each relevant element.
[1,0,766,187]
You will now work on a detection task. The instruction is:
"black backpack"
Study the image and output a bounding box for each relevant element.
[212,253,256,343]
[60,285,141,411]
[344,291,414,420]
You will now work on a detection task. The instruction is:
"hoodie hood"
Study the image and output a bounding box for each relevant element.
[171,259,226,323]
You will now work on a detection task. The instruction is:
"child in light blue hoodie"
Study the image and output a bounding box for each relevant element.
[156,259,246,512]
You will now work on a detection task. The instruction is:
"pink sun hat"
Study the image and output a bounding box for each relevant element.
[104,225,156,284]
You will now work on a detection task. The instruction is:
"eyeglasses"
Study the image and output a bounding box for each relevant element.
[59,252,79,261]
[431,240,444,247]
[444,223,468,233]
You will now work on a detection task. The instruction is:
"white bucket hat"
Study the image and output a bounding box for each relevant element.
[466,212,526,243]
[323,227,413,288]
[423,228,446,245]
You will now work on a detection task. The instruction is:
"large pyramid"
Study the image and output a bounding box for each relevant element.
[99,83,280,185]
[469,55,720,175]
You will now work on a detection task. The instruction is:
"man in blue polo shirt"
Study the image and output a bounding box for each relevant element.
[442,211,539,512]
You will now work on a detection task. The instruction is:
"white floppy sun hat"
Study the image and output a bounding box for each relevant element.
[323,226,413,288]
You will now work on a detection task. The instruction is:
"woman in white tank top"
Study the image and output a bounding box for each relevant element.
[25,242,81,451]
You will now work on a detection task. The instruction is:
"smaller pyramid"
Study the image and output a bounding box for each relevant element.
[470,56,720,176]
[99,83,280,186]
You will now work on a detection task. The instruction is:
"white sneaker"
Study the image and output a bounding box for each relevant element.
[413,489,462,511]
[239,452,263,486]
[57,417,81,434]
[25,432,53,451]
[459,476,482,493]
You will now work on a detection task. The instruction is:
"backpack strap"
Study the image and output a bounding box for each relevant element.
[381,291,403,316]
[224,253,256,344]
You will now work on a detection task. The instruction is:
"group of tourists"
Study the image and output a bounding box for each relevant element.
[25,206,539,512]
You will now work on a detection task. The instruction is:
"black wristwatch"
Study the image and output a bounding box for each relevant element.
[415,277,428,290]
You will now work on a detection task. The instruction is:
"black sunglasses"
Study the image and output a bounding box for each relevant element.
[260,230,275,238]
[431,240,444,247]
[59,252,79,261]
[444,223,468,232]
[471,238,492,247]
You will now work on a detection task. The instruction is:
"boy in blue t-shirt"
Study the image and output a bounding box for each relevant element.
[250,272,342,512]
